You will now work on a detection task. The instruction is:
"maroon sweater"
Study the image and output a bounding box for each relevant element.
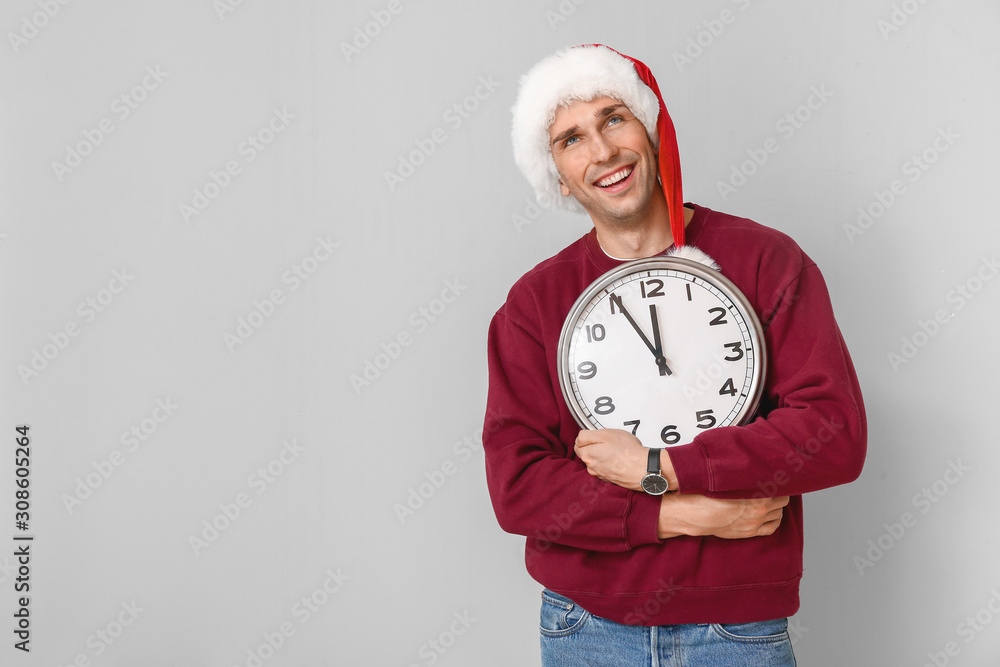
[484,203,866,625]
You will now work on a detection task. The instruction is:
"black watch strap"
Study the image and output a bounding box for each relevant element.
[647,447,662,474]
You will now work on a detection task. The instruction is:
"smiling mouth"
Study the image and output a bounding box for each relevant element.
[595,166,634,188]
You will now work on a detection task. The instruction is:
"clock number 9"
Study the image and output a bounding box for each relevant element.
[576,361,597,380]
[594,396,615,415]
[660,425,680,445]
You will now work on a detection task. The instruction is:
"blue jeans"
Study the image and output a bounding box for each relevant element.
[540,589,796,666]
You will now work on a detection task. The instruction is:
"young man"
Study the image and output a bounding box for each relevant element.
[483,45,867,665]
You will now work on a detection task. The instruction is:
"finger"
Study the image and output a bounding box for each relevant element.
[575,429,601,446]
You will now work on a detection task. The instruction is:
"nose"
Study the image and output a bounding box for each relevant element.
[588,132,618,163]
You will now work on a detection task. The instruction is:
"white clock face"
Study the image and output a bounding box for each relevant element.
[558,257,766,448]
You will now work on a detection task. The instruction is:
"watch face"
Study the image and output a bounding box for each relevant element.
[641,474,669,495]
[558,256,766,448]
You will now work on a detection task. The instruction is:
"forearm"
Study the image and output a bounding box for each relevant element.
[485,311,663,552]
[656,492,789,540]
[667,265,867,497]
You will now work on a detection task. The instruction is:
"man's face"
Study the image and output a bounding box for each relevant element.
[548,96,661,228]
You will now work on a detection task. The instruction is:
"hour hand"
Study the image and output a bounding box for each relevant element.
[612,295,672,376]
[649,304,672,376]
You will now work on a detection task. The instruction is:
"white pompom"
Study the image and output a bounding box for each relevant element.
[666,245,721,271]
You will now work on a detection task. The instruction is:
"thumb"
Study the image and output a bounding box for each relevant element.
[575,429,599,447]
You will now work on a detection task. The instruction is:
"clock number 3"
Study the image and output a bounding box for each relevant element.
[724,342,744,361]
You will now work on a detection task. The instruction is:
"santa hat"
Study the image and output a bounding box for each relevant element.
[511,44,685,246]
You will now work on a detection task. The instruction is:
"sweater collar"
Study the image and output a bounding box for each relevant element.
[584,203,708,273]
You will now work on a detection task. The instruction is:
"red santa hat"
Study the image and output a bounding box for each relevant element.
[511,44,686,246]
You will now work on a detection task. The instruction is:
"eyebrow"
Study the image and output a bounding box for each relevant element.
[550,103,627,147]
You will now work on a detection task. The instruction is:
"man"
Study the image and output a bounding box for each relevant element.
[483,45,867,665]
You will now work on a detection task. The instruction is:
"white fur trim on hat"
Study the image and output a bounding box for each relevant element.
[511,45,661,213]
[666,245,721,272]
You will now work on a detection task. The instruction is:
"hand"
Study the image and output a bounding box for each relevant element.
[611,296,672,376]
[575,429,676,492]
[657,494,789,540]
[648,303,671,376]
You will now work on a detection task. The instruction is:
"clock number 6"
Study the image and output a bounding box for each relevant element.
[660,425,680,445]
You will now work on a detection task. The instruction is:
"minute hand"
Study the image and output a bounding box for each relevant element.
[612,295,673,376]
[648,303,672,376]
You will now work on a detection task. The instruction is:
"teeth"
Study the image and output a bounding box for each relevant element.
[597,167,632,187]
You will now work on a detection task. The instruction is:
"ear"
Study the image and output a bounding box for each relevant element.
[559,178,571,197]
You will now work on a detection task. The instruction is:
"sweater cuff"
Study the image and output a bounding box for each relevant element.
[624,491,663,548]
[665,443,711,495]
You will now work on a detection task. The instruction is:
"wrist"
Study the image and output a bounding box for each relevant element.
[660,449,679,492]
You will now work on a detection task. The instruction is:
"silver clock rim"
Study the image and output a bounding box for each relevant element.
[556,255,768,436]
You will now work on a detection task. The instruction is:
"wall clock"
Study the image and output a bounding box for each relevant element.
[557,253,767,449]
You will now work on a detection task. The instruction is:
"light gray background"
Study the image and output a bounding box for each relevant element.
[1,0,998,665]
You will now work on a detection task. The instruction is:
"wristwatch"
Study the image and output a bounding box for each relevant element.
[640,448,672,495]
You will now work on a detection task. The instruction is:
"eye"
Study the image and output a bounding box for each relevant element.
[563,135,580,147]
[607,115,624,126]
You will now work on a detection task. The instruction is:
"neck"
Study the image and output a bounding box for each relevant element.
[593,198,692,259]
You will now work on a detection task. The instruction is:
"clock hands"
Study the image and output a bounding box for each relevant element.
[612,296,673,376]
[648,303,672,376]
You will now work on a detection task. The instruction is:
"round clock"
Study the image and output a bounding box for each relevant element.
[557,254,767,448]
